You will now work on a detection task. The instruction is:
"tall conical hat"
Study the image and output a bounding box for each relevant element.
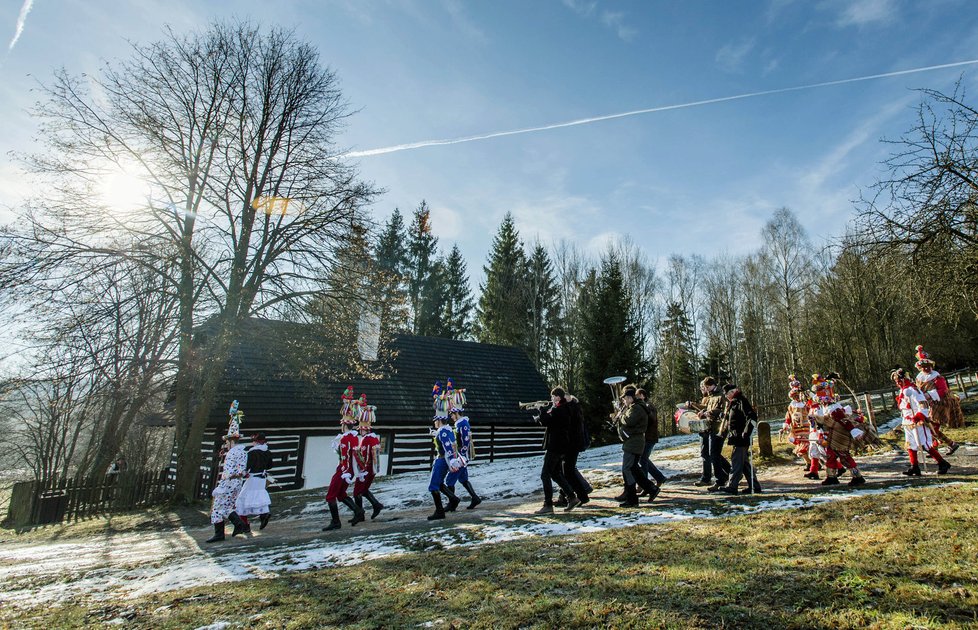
[225,400,242,439]
[447,377,467,412]
[432,380,450,420]
[914,345,935,368]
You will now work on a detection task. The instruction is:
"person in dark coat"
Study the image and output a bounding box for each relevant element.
[554,393,592,507]
[637,388,666,488]
[695,377,731,491]
[617,387,660,507]
[535,387,581,514]
[719,384,761,494]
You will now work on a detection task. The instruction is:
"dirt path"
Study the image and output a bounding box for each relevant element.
[1,439,974,609]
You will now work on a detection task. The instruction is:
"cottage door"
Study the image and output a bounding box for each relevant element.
[301,436,339,490]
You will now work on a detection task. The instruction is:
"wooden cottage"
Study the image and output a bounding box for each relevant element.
[199,318,549,491]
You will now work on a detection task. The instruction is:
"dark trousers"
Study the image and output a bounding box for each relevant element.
[622,451,656,493]
[727,445,760,491]
[700,432,730,484]
[640,441,666,485]
[562,451,591,499]
[541,451,574,505]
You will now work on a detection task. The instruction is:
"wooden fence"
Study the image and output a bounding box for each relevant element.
[4,467,215,528]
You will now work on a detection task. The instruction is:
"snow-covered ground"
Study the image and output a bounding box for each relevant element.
[3,414,946,609]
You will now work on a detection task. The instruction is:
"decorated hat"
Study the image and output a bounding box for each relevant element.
[447,377,467,412]
[225,400,242,440]
[788,374,804,399]
[340,386,355,417]
[359,404,377,426]
[915,345,935,368]
[340,388,358,425]
[891,366,909,383]
[432,380,450,420]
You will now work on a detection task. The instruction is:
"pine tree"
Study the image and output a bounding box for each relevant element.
[526,242,560,373]
[476,213,530,347]
[374,209,410,336]
[405,201,441,335]
[441,244,475,340]
[577,252,646,440]
[415,256,449,337]
[308,219,374,351]
[655,301,698,423]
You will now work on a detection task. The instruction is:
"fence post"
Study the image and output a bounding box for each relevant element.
[956,373,967,399]
[863,393,876,427]
[489,424,495,463]
[756,421,773,457]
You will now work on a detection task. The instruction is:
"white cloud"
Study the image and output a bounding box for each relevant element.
[716,38,756,73]
[600,11,638,42]
[562,0,597,18]
[833,0,896,27]
[428,203,463,241]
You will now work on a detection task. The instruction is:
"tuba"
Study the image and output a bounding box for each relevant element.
[603,376,627,430]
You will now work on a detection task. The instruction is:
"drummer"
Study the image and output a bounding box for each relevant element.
[692,377,731,492]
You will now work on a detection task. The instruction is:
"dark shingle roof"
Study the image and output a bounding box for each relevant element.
[208,319,549,428]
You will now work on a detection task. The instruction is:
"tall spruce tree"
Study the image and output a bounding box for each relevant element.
[526,242,561,374]
[415,257,449,337]
[406,201,442,335]
[375,209,410,336]
[441,244,475,340]
[654,301,698,424]
[578,252,646,440]
[476,213,530,347]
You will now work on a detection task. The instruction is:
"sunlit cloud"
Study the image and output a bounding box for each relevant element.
[834,0,896,28]
[7,0,33,51]
[716,38,755,73]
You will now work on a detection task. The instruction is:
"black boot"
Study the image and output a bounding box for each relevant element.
[205,522,225,543]
[905,465,922,477]
[364,490,384,519]
[821,475,840,486]
[228,512,247,537]
[428,491,446,520]
[342,497,365,525]
[259,513,270,530]
[322,501,341,531]
[440,484,461,512]
[619,484,639,508]
[462,480,482,510]
[938,460,951,475]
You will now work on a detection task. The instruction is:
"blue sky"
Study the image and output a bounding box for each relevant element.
[2,0,978,283]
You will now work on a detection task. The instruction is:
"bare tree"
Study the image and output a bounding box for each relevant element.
[0,22,378,502]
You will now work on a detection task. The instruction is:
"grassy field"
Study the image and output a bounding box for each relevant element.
[3,480,977,629]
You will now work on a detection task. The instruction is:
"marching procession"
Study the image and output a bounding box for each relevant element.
[204,345,967,541]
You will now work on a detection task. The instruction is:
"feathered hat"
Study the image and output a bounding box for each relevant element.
[788,374,804,400]
[914,345,935,369]
[891,366,910,384]
[447,377,467,412]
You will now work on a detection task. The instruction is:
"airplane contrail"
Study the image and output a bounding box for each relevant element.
[8,0,34,51]
[343,59,978,159]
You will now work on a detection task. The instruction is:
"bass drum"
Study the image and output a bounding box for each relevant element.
[675,410,709,435]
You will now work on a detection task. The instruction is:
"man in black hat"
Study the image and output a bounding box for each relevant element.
[535,387,581,513]
[616,387,660,507]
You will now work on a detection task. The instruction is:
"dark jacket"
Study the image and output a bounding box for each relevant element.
[723,395,757,448]
[246,446,274,474]
[619,402,648,455]
[565,395,590,453]
[539,401,574,454]
[641,400,659,443]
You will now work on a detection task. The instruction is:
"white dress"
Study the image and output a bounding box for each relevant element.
[236,444,272,517]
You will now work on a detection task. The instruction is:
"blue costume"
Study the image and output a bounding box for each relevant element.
[445,416,471,486]
[428,424,460,492]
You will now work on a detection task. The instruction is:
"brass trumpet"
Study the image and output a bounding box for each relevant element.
[519,400,550,410]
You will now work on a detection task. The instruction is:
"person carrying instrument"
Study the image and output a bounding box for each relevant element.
[718,384,762,494]
[892,367,951,476]
[617,387,660,507]
[913,345,961,454]
[535,387,582,514]
[693,377,731,491]
[636,388,666,488]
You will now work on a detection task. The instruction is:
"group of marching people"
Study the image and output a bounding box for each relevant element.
[425,379,482,520]
[780,344,963,482]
